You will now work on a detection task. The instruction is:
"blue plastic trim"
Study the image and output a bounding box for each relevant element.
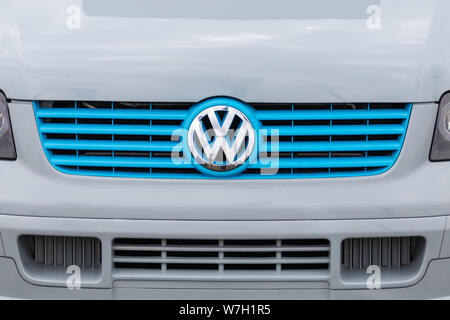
[36,108,188,120]
[32,100,413,180]
[255,109,410,120]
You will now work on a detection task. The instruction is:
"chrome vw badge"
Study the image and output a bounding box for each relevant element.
[187,105,256,173]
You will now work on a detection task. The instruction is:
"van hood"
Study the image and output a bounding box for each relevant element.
[0,0,449,103]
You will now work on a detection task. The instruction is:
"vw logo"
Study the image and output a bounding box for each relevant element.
[187,102,256,175]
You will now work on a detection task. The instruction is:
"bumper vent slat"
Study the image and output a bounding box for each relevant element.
[34,101,411,179]
[113,238,330,276]
[341,237,423,270]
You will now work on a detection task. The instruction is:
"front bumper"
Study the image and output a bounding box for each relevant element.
[1,214,450,299]
[1,101,450,299]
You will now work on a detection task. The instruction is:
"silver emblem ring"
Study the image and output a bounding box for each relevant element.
[187,105,256,172]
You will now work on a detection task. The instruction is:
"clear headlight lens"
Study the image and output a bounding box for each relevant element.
[0,93,16,160]
[430,93,450,161]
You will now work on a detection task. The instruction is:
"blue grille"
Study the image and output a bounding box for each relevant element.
[33,101,411,179]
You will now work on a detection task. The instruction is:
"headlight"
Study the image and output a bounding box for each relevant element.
[0,93,16,160]
[430,93,450,161]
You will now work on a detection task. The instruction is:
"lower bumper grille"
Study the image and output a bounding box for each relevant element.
[20,235,102,270]
[113,238,330,277]
[341,237,424,270]
[15,235,427,286]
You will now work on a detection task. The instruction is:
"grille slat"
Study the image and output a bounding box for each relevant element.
[34,101,411,179]
[113,245,330,252]
[44,140,400,152]
[113,238,330,275]
[50,155,394,169]
[37,108,188,120]
[44,139,179,151]
[50,155,192,168]
[275,140,401,152]
[113,257,330,265]
[262,124,406,136]
[258,156,394,168]
[40,123,178,135]
[254,109,410,120]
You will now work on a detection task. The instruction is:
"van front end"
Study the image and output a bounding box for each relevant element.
[1,0,450,299]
